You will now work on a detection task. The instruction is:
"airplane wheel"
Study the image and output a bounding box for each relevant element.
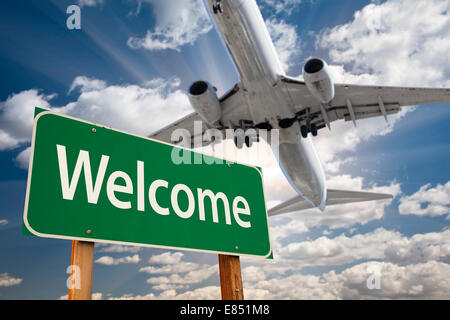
[310,123,318,137]
[300,125,308,138]
[245,136,251,148]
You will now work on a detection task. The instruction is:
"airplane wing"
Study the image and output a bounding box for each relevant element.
[148,84,251,147]
[268,189,393,216]
[149,111,205,146]
[279,75,450,130]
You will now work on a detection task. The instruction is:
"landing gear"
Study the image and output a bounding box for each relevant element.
[213,1,223,14]
[278,117,296,129]
[244,136,251,148]
[254,122,273,131]
[300,125,308,138]
[300,123,318,138]
[310,123,318,137]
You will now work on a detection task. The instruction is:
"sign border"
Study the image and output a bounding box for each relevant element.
[23,110,272,259]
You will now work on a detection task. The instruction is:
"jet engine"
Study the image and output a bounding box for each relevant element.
[302,58,335,104]
[188,80,221,125]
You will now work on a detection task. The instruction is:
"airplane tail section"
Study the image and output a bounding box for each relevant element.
[268,189,393,216]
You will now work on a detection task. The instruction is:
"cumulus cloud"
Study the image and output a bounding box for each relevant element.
[278,228,450,266]
[327,261,450,300]
[109,286,221,300]
[0,76,192,168]
[0,273,23,287]
[313,109,412,173]
[145,264,217,286]
[60,292,103,300]
[273,176,401,230]
[0,90,54,151]
[127,0,212,51]
[318,0,450,88]
[302,0,450,175]
[139,261,201,275]
[240,260,450,299]
[61,76,190,136]
[0,219,8,226]
[265,18,301,73]
[399,182,450,218]
[77,0,104,7]
[107,260,450,300]
[262,0,303,15]
[13,147,31,170]
[95,254,140,265]
[148,252,184,265]
[140,251,217,291]
[68,76,107,94]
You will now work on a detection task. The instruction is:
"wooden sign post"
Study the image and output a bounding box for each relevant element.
[218,254,244,300]
[68,240,95,300]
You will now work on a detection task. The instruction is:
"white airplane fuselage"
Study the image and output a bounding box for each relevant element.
[205,0,327,209]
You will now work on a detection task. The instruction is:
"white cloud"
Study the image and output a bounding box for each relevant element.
[61,76,191,136]
[137,251,219,294]
[265,18,301,72]
[0,219,8,226]
[277,228,450,266]
[60,292,103,300]
[77,0,104,7]
[145,264,217,286]
[109,286,221,300]
[107,260,450,299]
[148,251,184,265]
[95,254,140,265]
[127,0,212,51]
[399,182,450,218]
[274,176,401,230]
[97,228,450,300]
[68,76,107,94]
[304,0,450,176]
[242,260,450,299]
[312,105,412,173]
[0,76,192,168]
[270,219,308,243]
[13,147,31,169]
[139,261,200,275]
[326,261,450,299]
[318,0,450,88]
[262,0,303,15]
[0,90,54,151]
[0,273,22,287]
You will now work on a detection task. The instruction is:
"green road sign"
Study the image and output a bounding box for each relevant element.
[23,109,271,258]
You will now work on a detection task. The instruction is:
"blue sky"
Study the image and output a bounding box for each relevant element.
[0,0,449,299]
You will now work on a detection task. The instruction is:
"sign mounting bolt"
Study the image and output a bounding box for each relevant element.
[86,229,92,235]
[92,128,96,133]
[235,245,239,250]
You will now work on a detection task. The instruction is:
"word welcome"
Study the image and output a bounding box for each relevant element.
[56,144,252,228]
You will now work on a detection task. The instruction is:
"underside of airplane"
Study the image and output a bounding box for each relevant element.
[149,0,450,216]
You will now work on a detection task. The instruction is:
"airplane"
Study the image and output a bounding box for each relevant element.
[150,0,450,216]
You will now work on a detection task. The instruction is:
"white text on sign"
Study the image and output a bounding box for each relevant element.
[56,144,252,228]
